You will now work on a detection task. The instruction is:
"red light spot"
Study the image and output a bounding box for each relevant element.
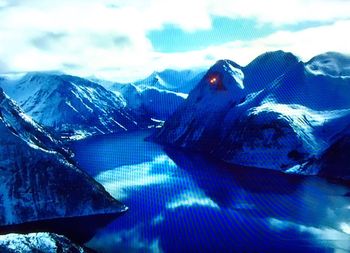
[210,77,217,84]
[207,73,224,90]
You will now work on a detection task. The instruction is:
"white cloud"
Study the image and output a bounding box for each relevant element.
[268,218,350,251]
[0,0,349,81]
[340,223,350,235]
[150,19,350,71]
[207,19,350,64]
[207,0,350,25]
[87,225,164,253]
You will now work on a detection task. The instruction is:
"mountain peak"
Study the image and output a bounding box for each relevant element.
[309,51,350,60]
[306,51,350,77]
[17,72,73,95]
[133,68,206,93]
[214,59,241,69]
[243,50,301,91]
[21,72,61,82]
[205,59,244,91]
[246,50,299,69]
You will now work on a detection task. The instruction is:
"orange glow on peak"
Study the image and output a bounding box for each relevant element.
[209,77,217,84]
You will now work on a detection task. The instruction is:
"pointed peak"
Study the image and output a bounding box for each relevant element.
[200,59,244,92]
[21,72,59,83]
[150,71,160,77]
[247,50,299,68]
[22,71,64,79]
[212,59,241,70]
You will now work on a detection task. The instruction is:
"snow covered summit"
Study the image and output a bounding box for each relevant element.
[151,51,350,180]
[133,68,205,93]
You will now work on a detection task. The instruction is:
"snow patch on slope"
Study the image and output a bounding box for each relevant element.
[0,233,91,253]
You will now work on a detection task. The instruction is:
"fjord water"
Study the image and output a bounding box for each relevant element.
[71,130,350,253]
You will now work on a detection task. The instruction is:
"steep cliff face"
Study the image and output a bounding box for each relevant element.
[0,88,127,228]
[151,51,350,176]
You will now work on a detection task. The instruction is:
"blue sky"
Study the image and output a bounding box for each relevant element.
[0,0,349,81]
[148,17,333,53]
[149,17,275,52]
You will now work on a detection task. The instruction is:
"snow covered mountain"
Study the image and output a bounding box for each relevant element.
[113,83,187,121]
[151,51,350,180]
[0,233,93,253]
[106,68,205,121]
[132,68,206,93]
[0,73,151,139]
[0,88,127,237]
[306,51,350,77]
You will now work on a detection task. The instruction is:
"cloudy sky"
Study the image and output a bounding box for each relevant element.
[0,0,349,81]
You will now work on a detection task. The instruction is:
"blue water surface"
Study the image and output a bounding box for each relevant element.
[71,130,350,253]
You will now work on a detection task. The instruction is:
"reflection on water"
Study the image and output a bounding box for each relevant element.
[71,130,350,253]
[268,218,350,252]
[166,190,219,210]
[95,155,172,200]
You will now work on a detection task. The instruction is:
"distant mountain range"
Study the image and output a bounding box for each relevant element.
[150,51,350,182]
[112,83,187,121]
[0,73,152,139]
[0,69,205,139]
[110,68,205,121]
[131,68,206,93]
